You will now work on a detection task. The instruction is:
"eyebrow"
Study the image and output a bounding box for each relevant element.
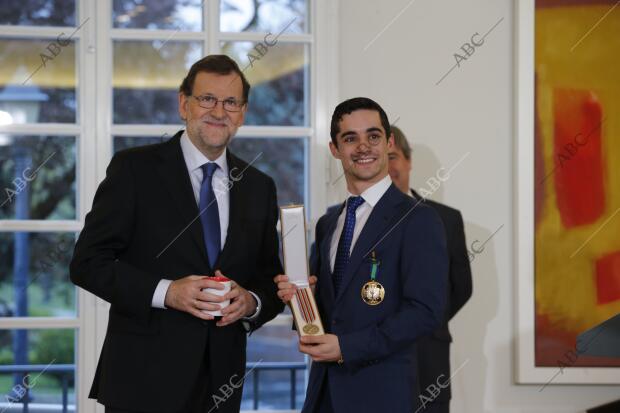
[340,127,384,138]
[199,93,240,100]
[366,127,384,135]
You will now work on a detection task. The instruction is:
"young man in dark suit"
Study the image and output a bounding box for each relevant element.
[70,55,284,413]
[388,126,473,413]
[275,98,448,412]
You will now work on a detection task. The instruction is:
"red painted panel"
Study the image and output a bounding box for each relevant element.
[596,251,620,305]
[553,89,605,228]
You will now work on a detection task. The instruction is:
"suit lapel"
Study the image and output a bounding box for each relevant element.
[155,131,210,268]
[335,185,407,305]
[319,203,344,303]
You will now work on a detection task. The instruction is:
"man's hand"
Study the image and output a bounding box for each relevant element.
[164,275,225,320]
[299,334,342,363]
[273,274,318,303]
[217,271,257,327]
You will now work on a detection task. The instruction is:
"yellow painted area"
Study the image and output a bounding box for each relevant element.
[535,5,620,333]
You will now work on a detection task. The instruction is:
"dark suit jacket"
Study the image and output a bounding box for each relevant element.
[70,131,284,412]
[412,189,472,404]
[303,184,448,413]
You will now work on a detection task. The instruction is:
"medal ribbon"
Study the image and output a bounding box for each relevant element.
[296,288,316,324]
[370,251,379,281]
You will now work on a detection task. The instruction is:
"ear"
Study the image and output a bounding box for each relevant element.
[387,133,395,149]
[329,141,341,160]
[178,92,188,121]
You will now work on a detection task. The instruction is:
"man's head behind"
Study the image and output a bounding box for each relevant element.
[388,125,412,194]
[329,97,394,194]
[178,55,250,160]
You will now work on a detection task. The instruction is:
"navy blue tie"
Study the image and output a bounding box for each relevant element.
[333,196,365,295]
[199,162,221,269]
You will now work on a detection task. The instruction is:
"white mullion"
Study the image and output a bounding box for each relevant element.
[208,0,220,53]
[0,123,81,136]
[91,2,113,413]
[77,0,98,411]
[0,25,83,39]
[317,0,341,210]
[236,126,313,138]
[111,28,205,41]
[0,317,80,330]
[0,220,81,232]
[219,32,312,44]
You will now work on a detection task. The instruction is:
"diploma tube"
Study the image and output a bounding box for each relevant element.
[280,205,325,336]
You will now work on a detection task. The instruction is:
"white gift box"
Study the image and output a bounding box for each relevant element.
[280,205,325,336]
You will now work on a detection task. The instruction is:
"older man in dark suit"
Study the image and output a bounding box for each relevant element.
[70,55,284,413]
[388,126,473,413]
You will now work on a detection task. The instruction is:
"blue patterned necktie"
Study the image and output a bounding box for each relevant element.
[333,196,365,295]
[199,162,221,269]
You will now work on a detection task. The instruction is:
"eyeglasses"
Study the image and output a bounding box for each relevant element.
[190,95,246,112]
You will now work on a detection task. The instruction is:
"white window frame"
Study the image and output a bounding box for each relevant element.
[0,1,98,412]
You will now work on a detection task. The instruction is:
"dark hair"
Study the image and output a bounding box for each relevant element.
[330,97,391,146]
[179,55,250,102]
[391,126,412,160]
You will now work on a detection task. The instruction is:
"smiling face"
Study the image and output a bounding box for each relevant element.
[329,109,394,194]
[178,71,246,160]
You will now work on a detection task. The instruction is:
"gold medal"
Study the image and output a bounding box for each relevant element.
[303,323,320,335]
[362,251,384,305]
[361,280,385,305]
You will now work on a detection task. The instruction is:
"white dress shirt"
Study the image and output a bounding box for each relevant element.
[329,174,393,272]
[151,132,260,318]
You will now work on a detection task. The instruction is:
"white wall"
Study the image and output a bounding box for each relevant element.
[334,0,620,412]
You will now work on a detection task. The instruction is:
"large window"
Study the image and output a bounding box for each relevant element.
[1,1,332,412]
[0,1,85,411]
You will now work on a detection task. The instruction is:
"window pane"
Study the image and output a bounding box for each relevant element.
[0,38,77,124]
[113,0,203,31]
[220,0,307,33]
[113,134,173,153]
[229,137,305,205]
[223,42,308,126]
[0,329,76,411]
[242,317,305,409]
[0,1,76,27]
[113,40,202,124]
[0,232,76,318]
[0,135,76,220]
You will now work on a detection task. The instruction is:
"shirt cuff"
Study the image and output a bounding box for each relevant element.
[151,279,172,309]
[243,291,262,321]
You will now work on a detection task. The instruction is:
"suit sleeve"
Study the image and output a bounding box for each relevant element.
[447,211,472,320]
[69,152,161,325]
[245,177,285,330]
[338,206,448,365]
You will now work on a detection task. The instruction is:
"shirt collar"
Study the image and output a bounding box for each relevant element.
[347,174,392,208]
[180,130,228,175]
